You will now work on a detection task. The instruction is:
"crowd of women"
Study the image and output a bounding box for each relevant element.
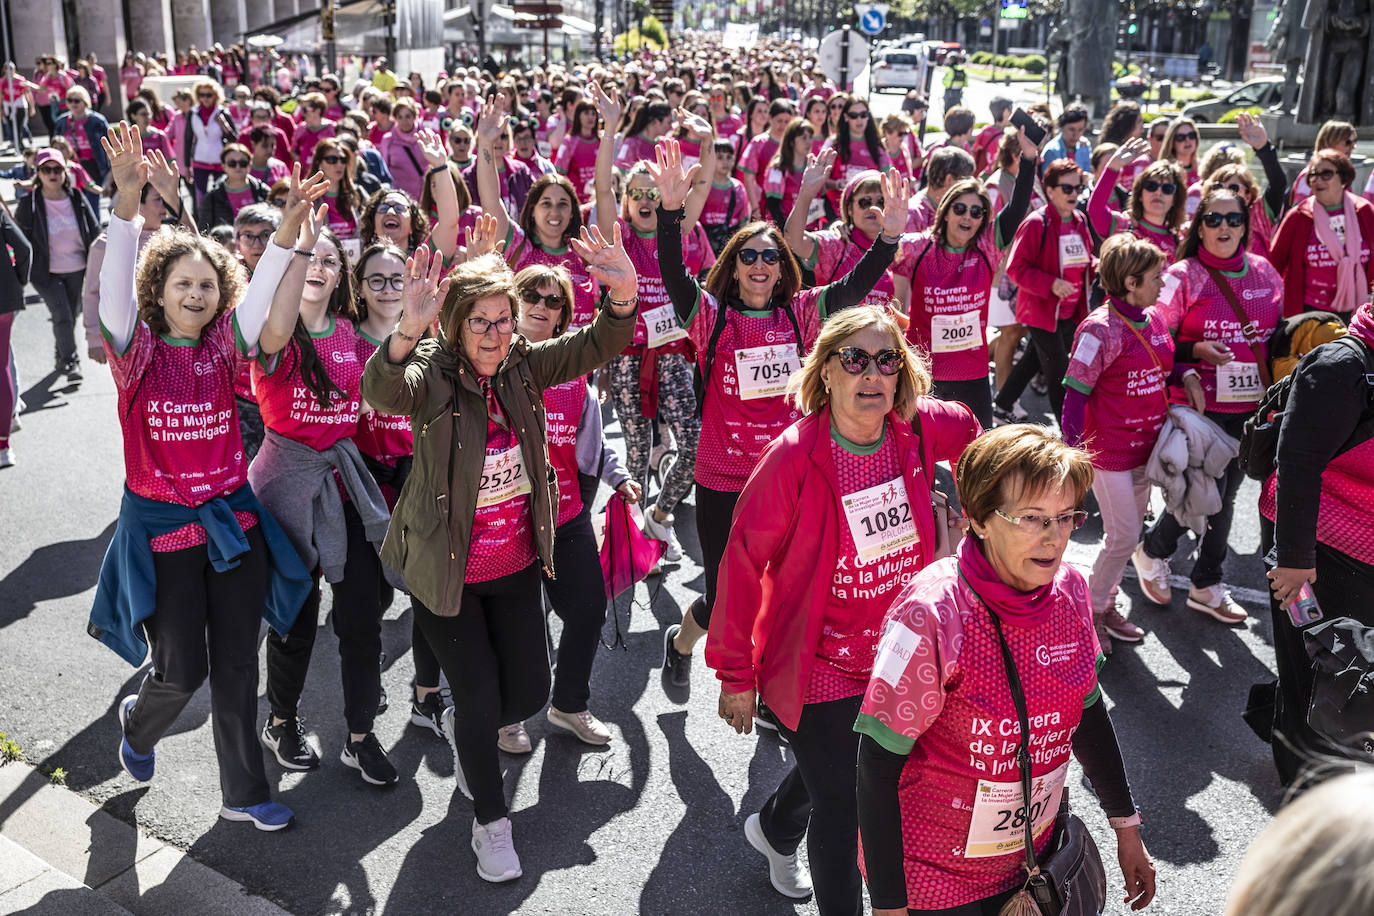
[3,28,1371,915]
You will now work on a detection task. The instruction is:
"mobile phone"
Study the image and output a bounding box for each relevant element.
[1286,582,1323,627]
[1010,108,1046,148]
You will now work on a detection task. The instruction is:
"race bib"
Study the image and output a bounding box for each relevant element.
[1217,360,1264,403]
[1157,272,1182,311]
[1058,232,1089,270]
[1329,213,1347,246]
[734,343,799,401]
[931,311,981,353]
[841,476,918,563]
[643,303,688,348]
[964,760,1069,858]
[476,445,531,509]
[341,238,362,261]
[807,195,826,226]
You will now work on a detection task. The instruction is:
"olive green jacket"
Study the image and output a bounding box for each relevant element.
[360,307,635,615]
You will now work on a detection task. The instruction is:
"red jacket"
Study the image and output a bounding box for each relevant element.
[1267,194,1374,318]
[705,398,982,731]
[1007,205,1094,332]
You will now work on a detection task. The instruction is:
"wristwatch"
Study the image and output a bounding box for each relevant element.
[1108,807,1143,829]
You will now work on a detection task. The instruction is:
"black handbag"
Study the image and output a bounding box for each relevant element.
[986,608,1109,916]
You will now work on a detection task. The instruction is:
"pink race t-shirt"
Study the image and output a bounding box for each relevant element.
[1065,306,1174,471]
[702,178,750,229]
[352,330,413,466]
[554,134,598,203]
[543,378,586,527]
[613,134,657,171]
[857,558,1100,910]
[106,314,256,552]
[507,224,598,329]
[252,314,363,449]
[292,122,335,165]
[762,164,805,225]
[226,185,255,216]
[902,231,1000,381]
[823,137,891,211]
[466,418,538,582]
[807,229,915,311]
[1300,207,1373,312]
[807,424,926,704]
[620,217,708,347]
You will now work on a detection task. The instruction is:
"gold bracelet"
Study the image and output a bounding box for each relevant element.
[394,327,420,341]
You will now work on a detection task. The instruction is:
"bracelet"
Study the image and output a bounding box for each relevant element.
[878,231,901,244]
[425,164,448,178]
[292,248,313,258]
[394,326,421,342]
[1108,807,1143,830]
[609,294,639,310]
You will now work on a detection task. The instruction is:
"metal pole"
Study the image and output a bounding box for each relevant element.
[839,25,850,91]
[0,0,18,152]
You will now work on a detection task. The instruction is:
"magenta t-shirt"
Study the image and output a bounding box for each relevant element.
[352,330,413,466]
[807,229,915,310]
[620,217,708,347]
[465,417,537,582]
[1301,207,1372,312]
[507,224,598,329]
[857,558,1101,909]
[902,231,1000,381]
[543,378,586,527]
[252,315,363,449]
[702,179,750,229]
[1065,306,1174,471]
[554,134,598,203]
[225,185,255,216]
[613,134,657,171]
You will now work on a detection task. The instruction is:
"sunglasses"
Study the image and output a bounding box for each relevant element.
[1141,179,1177,195]
[951,202,986,219]
[737,247,781,265]
[830,346,904,375]
[519,288,567,308]
[1173,131,1198,142]
[363,274,405,292]
[626,187,661,201]
[197,93,215,100]
[1150,130,1168,141]
[320,154,345,165]
[65,96,83,104]
[38,165,63,175]
[1309,168,1338,182]
[1200,211,1246,228]
[855,196,885,210]
[224,158,249,168]
[1052,183,1083,195]
[846,110,871,120]
[376,201,409,215]
[828,102,845,110]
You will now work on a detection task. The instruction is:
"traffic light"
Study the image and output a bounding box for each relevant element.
[1127,15,1138,34]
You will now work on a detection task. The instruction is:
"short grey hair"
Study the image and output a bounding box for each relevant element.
[234,204,280,233]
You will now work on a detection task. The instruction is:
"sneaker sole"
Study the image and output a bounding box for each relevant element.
[219,806,293,832]
[409,711,445,738]
[546,711,612,746]
[744,814,812,899]
[1186,597,1248,624]
[260,730,319,771]
[471,840,522,883]
[441,713,474,800]
[1103,628,1145,642]
[339,748,398,786]
[497,736,533,754]
[117,696,153,782]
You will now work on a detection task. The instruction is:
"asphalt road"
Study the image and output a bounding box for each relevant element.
[0,219,1286,913]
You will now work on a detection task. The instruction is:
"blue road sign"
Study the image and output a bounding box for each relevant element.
[858,6,885,34]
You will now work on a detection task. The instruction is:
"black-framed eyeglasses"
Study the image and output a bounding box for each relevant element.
[320,154,345,165]
[363,274,405,291]
[1309,168,1339,182]
[237,230,272,247]
[224,158,249,168]
[993,508,1088,534]
[467,315,516,335]
[737,247,781,266]
[829,346,904,375]
[1141,179,1177,195]
[519,288,567,308]
[1200,211,1246,228]
[951,202,986,219]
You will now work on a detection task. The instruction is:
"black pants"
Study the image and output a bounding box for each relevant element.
[1141,410,1248,589]
[908,888,1018,914]
[932,377,993,430]
[265,502,386,735]
[414,563,550,824]
[543,506,608,713]
[995,318,1076,425]
[34,269,85,365]
[124,526,270,808]
[412,608,441,689]
[691,483,741,630]
[759,694,865,916]
[235,396,265,463]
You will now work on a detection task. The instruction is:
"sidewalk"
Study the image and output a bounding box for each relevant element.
[0,761,291,916]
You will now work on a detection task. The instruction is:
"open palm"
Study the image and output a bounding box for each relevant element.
[571,224,636,300]
[646,138,700,211]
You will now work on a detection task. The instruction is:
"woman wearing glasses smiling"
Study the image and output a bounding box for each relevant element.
[708,303,980,914]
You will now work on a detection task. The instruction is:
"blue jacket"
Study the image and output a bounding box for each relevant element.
[54,110,111,179]
[88,484,313,667]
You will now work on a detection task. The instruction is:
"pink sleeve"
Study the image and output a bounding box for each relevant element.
[731,180,751,224]
[1087,166,1122,239]
[1064,315,1115,391]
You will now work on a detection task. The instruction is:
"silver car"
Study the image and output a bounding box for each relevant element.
[1181,78,1285,123]
[872,50,927,93]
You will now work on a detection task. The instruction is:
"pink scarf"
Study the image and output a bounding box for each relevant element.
[1311,192,1367,314]
[956,536,1062,627]
[1348,302,1374,348]
[1196,245,1245,273]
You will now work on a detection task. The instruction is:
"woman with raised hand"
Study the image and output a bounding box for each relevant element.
[360,226,641,884]
[593,86,715,562]
[1088,138,1187,259]
[359,127,459,258]
[92,123,323,832]
[651,141,912,697]
[708,305,980,915]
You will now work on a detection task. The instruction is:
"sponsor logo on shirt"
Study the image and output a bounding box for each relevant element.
[1035,642,1078,666]
[1241,287,1272,301]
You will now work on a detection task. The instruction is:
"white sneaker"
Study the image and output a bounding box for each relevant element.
[0,447,13,469]
[1130,544,1173,606]
[642,509,683,562]
[1187,585,1249,625]
[744,812,813,899]
[497,722,532,754]
[471,817,522,883]
[440,707,473,800]
[546,707,612,745]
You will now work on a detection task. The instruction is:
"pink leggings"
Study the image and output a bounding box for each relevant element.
[0,312,15,448]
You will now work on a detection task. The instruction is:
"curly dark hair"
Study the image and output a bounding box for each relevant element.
[135,226,247,336]
[359,188,430,251]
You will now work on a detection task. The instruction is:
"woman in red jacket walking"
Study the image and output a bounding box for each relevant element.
[707,305,980,915]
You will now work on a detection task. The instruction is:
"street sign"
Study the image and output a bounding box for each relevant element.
[855,3,888,36]
[1000,0,1028,18]
[513,15,562,28]
[818,27,869,85]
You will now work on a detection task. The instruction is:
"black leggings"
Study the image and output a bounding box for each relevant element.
[932,377,993,430]
[759,694,865,916]
[543,506,608,713]
[265,502,387,735]
[124,526,270,808]
[995,318,1076,425]
[691,483,741,630]
[907,888,1018,914]
[414,563,550,824]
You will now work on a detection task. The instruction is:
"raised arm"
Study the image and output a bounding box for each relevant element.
[589,82,622,238]
[145,148,196,230]
[996,128,1047,248]
[1089,138,1146,241]
[387,243,452,366]
[98,122,149,353]
[252,170,330,356]
[1237,112,1287,220]
[785,148,833,265]
[474,102,512,242]
[820,169,908,318]
[682,132,715,230]
[420,129,460,260]
[648,139,704,323]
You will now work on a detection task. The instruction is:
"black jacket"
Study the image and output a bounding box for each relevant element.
[0,208,33,315]
[15,189,100,287]
[197,175,270,232]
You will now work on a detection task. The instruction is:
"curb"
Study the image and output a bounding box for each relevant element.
[0,761,291,916]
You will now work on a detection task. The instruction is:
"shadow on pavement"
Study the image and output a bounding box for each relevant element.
[0,521,116,631]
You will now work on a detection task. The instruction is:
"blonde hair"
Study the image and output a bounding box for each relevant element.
[955,424,1094,525]
[438,252,517,346]
[788,304,930,420]
[192,80,223,105]
[1225,769,1374,916]
[1198,142,1246,182]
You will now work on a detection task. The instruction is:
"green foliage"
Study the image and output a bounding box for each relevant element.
[1218,106,1262,124]
[970,51,994,65]
[612,30,664,54]
[1018,54,1047,74]
[0,733,21,764]
[639,14,668,48]
[47,767,67,786]
[1191,90,1219,102]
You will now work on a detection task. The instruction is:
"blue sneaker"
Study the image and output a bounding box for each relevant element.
[117,695,154,782]
[219,800,295,831]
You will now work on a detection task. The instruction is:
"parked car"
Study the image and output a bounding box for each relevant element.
[1182,78,1285,122]
[872,49,927,92]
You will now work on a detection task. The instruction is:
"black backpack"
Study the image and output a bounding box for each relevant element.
[693,295,803,418]
[704,185,740,256]
[1237,335,1374,481]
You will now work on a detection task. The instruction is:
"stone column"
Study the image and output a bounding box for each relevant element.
[245,0,279,32]
[74,0,129,116]
[128,0,176,61]
[171,0,213,51]
[211,0,247,46]
[9,2,65,62]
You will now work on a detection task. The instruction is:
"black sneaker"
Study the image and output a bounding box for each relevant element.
[261,717,320,770]
[991,404,1017,427]
[755,698,790,746]
[410,691,447,738]
[64,359,82,383]
[340,733,399,786]
[661,624,692,699]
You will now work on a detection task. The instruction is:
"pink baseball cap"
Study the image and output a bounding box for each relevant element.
[35,148,66,169]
